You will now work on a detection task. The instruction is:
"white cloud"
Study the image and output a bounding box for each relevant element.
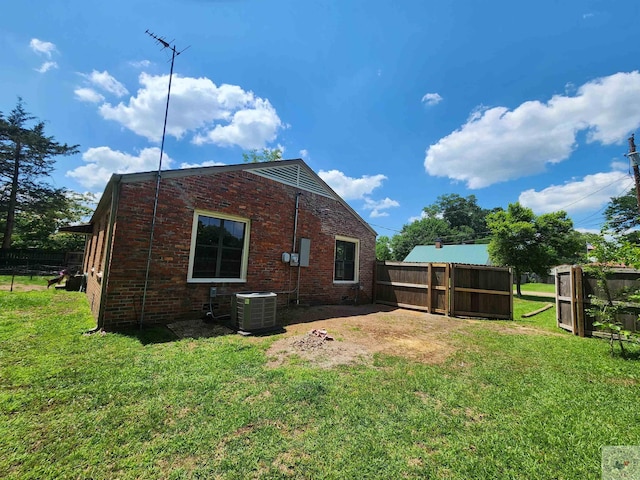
[99,73,283,149]
[519,170,633,215]
[30,38,57,57]
[179,160,226,169]
[425,71,640,188]
[421,92,443,106]
[129,60,151,68]
[66,147,174,190]
[74,88,105,103]
[35,61,58,73]
[192,98,282,149]
[299,149,309,160]
[407,211,429,223]
[317,169,398,218]
[318,170,386,200]
[83,70,128,97]
[363,197,400,218]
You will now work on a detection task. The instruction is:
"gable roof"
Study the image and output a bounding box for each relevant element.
[404,244,491,265]
[91,159,376,236]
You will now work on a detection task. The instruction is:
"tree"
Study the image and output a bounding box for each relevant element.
[6,189,93,250]
[242,148,282,163]
[423,194,494,243]
[0,99,79,249]
[603,187,640,242]
[486,203,583,297]
[390,217,451,261]
[375,235,393,261]
[388,194,497,261]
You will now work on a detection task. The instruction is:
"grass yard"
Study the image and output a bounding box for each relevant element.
[2,278,640,479]
[515,282,556,294]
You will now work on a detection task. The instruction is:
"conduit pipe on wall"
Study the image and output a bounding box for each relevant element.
[292,192,303,305]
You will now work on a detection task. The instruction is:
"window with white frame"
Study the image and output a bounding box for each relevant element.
[334,236,359,283]
[188,211,250,282]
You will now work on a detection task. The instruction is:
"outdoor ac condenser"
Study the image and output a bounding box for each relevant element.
[234,292,277,331]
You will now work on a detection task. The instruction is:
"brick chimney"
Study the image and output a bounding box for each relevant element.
[435,238,443,249]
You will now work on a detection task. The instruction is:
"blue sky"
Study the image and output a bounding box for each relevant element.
[3,0,640,237]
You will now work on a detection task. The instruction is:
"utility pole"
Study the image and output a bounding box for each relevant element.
[627,133,640,214]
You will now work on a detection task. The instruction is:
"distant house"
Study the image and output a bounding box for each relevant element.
[403,240,491,265]
[72,159,376,330]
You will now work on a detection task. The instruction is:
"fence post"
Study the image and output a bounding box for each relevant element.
[570,266,578,335]
[574,266,585,337]
[427,263,432,314]
[509,267,514,320]
[555,268,561,329]
[447,263,452,317]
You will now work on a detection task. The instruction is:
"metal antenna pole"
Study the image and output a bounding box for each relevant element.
[140,30,187,329]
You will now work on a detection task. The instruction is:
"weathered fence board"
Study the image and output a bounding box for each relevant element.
[375,261,512,319]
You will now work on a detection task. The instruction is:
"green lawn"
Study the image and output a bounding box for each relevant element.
[515,282,556,294]
[2,280,639,479]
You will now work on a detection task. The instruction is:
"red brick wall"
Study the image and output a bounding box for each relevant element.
[84,210,110,323]
[96,170,375,328]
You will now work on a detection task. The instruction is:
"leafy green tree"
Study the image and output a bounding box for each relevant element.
[389,194,497,261]
[487,203,583,297]
[423,194,494,243]
[0,99,79,249]
[242,148,282,163]
[390,217,451,261]
[375,235,393,261]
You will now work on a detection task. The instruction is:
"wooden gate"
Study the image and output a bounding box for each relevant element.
[450,264,512,319]
[374,261,512,319]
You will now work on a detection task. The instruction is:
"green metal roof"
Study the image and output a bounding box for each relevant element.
[403,244,490,265]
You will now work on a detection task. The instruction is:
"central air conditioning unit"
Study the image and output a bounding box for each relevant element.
[233,292,277,331]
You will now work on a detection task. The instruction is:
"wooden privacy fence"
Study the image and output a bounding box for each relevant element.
[374,262,513,319]
[556,265,640,337]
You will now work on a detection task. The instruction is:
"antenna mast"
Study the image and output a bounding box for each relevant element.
[140,30,188,329]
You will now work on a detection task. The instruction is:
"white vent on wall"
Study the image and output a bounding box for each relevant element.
[250,164,335,198]
[234,292,277,331]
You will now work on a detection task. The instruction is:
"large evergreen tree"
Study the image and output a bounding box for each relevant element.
[0,99,79,250]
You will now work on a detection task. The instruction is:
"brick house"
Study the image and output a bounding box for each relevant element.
[78,159,376,329]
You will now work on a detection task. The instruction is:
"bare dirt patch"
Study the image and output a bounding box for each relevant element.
[266,305,470,368]
[168,304,556,369]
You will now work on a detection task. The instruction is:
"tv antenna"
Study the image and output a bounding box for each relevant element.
[140,30,190,329]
